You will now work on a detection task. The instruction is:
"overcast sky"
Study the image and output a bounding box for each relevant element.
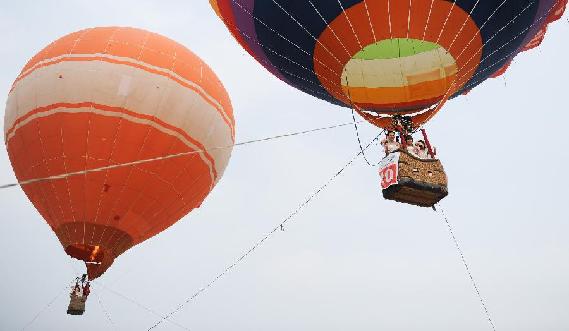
[1,1,568,331]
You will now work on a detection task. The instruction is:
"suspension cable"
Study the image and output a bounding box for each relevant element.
[0,119,364,190]
[21,286,67,331]
[435,205,497,331]
[94,281,191,331]
[350,108,384,167]
[146,133,382,330]
[95,289,116,330]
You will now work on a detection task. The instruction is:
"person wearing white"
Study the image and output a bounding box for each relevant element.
[381,131,400,155]
[404,135,419,156]
[415,140,432,159]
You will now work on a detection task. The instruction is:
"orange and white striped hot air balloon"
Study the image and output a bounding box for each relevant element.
[4,27,235,279]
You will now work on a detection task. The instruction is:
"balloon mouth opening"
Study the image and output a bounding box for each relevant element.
[54,224,134,278]
[340,38,457,112]
[65,244,105,264]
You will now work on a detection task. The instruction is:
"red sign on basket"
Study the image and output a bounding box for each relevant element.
[378,152,400,189]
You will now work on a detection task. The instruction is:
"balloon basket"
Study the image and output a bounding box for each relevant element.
[67,292,87,316]
[382,150,448,207]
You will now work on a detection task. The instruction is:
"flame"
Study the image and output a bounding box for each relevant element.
[89,246,101,262]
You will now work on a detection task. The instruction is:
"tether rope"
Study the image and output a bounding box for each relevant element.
[0,120,364,190]
[435,205,497,331]
[95,289,116,330]
[146,133,381,330]
[95,281,191,331]
[7,3,561,329]
[350,109,384,167]
[20,286,67,331]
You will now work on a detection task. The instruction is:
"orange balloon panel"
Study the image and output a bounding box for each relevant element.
[4,27,235,278]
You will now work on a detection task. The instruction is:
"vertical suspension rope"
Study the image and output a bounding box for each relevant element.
[341,43,383,168]
[350,108,384,167]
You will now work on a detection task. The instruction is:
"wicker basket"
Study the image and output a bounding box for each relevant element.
[382,150,448,207]
[67,292,86,315]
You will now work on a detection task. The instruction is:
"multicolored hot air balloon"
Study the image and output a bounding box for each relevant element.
[211,0,566,128]
[4,27,235,280]
[211,0,565,207]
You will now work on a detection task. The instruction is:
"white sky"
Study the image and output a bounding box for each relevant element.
[0,1,568,330]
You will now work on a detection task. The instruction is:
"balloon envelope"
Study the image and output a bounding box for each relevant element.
[212,0,566,127]
[4,27,235,278]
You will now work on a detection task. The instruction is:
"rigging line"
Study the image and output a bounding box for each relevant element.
[448,0,483,50]
[412,0,533,100]
[307,0,352,57]
[85,32,148,243]
[229,0,340,76]
[455,2,557,89]
[21,286,67,331]
[437,0,525,93]
[339,40,383,167]
[404,0,443,93]
[228,0,523,117]
[94,78,190,247]
[406,0,413,39]
[233,0,534,106]
[95,290,116,330]
[400,1,543,130]
[457,0,543,85]
[435,0,458,45]
[146,133,382,330]
[350,109,384,167]
[459,1,536,71]
[241,0,360,99]
[339,47,384,168]
[271,0,342,63]
[447,0,532,78]
[363,0,378,43]
[422,0,437,41]
[94,281,191,331]
[229,24,341,95]
[435,205,497,331]
[413,0,550,125]
[455,0,513,60]
[337,0,362,49]
[447,0,511,58]
[35,107,68,243]
[386,0,408,115]
[402,0,428,112]
[0,119,364,190]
